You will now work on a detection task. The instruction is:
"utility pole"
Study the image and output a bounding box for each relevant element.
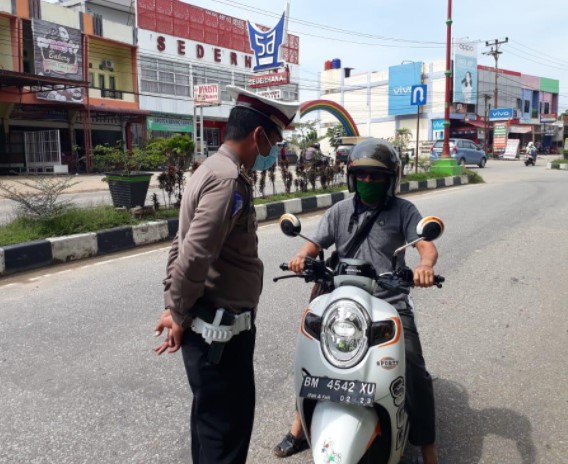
[483,93,491,155]
[483,38,508,108]
[441,0,452,158]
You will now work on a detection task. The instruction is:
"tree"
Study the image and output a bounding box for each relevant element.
[326,124,345,150]
[388,128,413,173]
[286,120,325,153]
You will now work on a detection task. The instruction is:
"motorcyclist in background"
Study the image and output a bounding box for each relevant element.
[273,138,439,464]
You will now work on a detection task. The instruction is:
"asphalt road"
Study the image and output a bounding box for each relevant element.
[1,159,567,463]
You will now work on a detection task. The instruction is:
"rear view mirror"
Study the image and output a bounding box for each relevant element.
[279,213,301,237]
[416,216,445,242]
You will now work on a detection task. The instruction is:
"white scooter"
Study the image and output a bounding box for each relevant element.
[274,214,445,464]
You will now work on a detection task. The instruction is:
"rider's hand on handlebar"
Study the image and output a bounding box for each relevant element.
[413,264,435,288]
[288,255,307,273]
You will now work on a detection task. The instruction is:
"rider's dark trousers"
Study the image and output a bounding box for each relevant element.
[399,306,436,446]
[181,325,256,464]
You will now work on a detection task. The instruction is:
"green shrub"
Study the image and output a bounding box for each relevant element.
[464,169,485,184]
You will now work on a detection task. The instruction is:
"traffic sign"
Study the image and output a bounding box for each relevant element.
[410,84,427,106]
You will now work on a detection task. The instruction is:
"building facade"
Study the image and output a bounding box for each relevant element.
[0,0,143,173]
[318,54,561,156]
[134,0,300,153]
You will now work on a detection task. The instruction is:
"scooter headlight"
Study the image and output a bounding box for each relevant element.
[321,299,370,369]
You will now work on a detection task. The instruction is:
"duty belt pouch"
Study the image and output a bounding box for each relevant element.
[191,300,252,364]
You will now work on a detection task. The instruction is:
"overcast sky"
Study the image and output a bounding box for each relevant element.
[194,0,568,111]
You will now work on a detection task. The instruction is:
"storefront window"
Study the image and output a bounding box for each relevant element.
[140,56,190,97]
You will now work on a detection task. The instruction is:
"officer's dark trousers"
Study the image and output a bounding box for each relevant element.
[181,325,256,464]
[399,306,436,446]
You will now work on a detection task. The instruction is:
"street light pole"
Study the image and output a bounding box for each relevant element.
[441,0,452,158]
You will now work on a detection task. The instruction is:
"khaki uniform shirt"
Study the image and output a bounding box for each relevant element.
[163,145,263,326]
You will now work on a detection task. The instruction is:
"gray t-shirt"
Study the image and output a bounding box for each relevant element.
[313,196,423,309]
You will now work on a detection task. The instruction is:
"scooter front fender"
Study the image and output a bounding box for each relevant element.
[310,401,379,464]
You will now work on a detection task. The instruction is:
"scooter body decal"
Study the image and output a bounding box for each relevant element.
[321,440,342,463]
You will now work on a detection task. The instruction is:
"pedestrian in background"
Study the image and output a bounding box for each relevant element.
[154,86,299,464]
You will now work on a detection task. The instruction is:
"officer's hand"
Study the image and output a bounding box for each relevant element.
[154,309,173,355]
[288,255,306,273]
[413,264,434,288]
[167,321,185,354]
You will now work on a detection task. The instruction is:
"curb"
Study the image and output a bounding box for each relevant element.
[0,175,468,277]
[546,162,568,170]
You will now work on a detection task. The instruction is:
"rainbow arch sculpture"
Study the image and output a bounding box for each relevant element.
[299,100,360,136]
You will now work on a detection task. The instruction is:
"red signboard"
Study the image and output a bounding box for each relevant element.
[136,0,299,64]
[247,71,290,88]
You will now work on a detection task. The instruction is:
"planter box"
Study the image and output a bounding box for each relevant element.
[105,172,152,209]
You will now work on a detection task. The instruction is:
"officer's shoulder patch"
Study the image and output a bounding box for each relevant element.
[231,191,244,218]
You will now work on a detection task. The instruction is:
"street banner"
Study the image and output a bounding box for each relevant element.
[194,83,220,106]
[453,40,478,105]
[503,138,520,160]
[493,123,508,151]
[33,19,84,103]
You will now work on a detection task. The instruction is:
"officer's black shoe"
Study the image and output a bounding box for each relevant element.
[273,432,309,458]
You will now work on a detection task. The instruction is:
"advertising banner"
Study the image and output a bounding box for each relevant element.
[194,83,220,106]
[388,62,422,116]
[489,108,514,121]
[453,40,477,105]
[33,19,84,103]
[503,138,520,160]
[493,123,508,151]
[147,117,193,133]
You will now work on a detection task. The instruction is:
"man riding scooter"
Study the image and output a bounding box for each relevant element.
[524,142,537,166]
[274,138,440,464]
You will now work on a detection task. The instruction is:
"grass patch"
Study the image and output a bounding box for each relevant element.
[0,206,138,246]
[253,185,347,204]
[403,171,450,182]
[464,169,485,184]
[550,158,568,167]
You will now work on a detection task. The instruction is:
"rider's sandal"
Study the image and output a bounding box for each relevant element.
[273,432,309,458]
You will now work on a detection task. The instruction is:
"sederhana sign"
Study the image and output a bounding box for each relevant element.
[247,71,289,88]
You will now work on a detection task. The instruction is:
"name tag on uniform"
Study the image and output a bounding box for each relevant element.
[231,191,244,218]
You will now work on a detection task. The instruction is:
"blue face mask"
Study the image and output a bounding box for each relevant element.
[252,131,279,171]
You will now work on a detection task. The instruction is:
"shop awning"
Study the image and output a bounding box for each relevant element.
[0,69,88,90]
[465,120,488,129]
[509,125,532,134]
[87,106,150,116]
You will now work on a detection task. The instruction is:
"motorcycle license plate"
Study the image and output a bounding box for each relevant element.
[299,376,376,407]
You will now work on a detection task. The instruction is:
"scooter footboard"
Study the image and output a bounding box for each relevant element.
[310,401,379,464]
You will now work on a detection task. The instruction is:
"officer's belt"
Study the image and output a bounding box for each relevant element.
[191,304,254,363]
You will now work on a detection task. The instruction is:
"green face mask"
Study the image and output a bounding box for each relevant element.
[356,179,389,205]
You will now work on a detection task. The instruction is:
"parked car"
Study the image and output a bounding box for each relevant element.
[335,144,354,164]
[430,138,487,168]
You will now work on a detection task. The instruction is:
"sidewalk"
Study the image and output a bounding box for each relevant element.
[0,173,162,195]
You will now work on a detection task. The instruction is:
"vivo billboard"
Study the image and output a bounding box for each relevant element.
[388,62,422,116]
[453,40,478,105]
[489,108,514,121]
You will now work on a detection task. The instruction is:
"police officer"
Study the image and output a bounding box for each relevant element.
[274,138,439,464]
[154,86,299,464]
